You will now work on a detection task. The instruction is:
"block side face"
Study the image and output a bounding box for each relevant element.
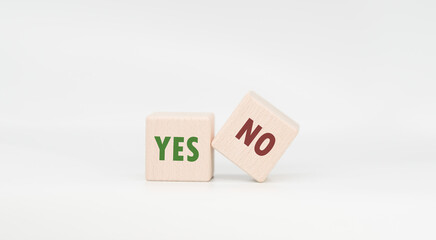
[146,115,213,181]
[210,114,215,178]
[213,94,298,182]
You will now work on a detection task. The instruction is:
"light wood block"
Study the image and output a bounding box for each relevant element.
[212,92,299,182]
[146,112,214,181]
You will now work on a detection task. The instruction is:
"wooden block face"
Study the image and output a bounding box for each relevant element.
[146,113,214,181]
[212,92,299,182]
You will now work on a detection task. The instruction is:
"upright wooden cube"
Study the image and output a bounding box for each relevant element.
[212,92,299,182]
[146,113,214,181]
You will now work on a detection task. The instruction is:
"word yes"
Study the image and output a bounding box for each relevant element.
[154,136,199,162]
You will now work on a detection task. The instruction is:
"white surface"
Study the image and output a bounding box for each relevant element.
[1,0,435,239]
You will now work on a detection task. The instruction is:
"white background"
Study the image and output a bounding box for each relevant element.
[1,0,435,239]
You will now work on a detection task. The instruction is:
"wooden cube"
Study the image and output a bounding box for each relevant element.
[146,113,214,181]
[212,92,299,182]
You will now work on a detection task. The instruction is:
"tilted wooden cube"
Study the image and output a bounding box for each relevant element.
[212,92,299,182]
[146,113,214,181]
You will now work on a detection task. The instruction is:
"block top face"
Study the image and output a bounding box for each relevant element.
[247,92,299,131]
[212,92,299,182]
